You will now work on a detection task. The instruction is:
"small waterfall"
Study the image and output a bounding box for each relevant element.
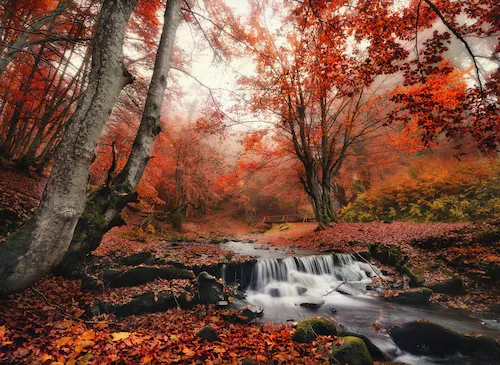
[249,254,380,298]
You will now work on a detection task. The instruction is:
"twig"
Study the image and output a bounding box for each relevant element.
[30,287,101,324]
[322,281,346,297]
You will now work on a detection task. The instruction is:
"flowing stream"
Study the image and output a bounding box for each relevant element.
[222,241,500,365]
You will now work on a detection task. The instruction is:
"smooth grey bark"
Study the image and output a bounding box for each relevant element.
[0,0,138,295]
[57,0,182,275]
[0,0,74,74]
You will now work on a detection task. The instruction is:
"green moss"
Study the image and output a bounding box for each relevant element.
[292,317,337,343]
[330,336,373,365]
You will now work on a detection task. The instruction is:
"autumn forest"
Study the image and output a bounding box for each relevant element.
[0,0,499,364]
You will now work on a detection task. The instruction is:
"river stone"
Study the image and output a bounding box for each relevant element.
[103,266,194,288]
[390,321,500,358]
[299,299,325,310]
[292,317,337,343]
[338,331,390,361]
[330,336,374,365]
[427,276,464,295]
[388,288,433,305]
[197,271,224,304]
[196,326,220,342]
[241,305,264,319]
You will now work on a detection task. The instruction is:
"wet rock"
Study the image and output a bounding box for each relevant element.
[269,288,281,297]
[369,244,402,267]
[241,305,263,320]
[299,299,325,310]
[197,271,224,304]
[292,317,337,343]
[216,300,229,308]
[103,266,194,288]
[329,307,337,314]
[330,336,373,365]
[296,286,307,295]
[491,304,500,313]
[427,276,464,295]
[121,252,154,266]
[338,331,390,361]
[390,321,500,358]
[196,326,220,342]
[387,288,433,306]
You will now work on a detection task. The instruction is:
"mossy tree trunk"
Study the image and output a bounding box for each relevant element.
[0,0,138,295]
[56,0,182,276]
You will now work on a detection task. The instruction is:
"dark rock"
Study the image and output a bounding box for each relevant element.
[355,251,372,261]
[241,358,259,365]
[269,287,281,297]
[427,276,464,295]
[390,321,500,358]
[296,286,307,295]
[339,331,390,361]
[299,299,325,310]
[388,288,433,306]
[336,288,352,296]
[196,326,220,342]
[103,266,194,288]
[121,252,153,266]
[491,304,500,313]
[329,307,337,314]
[112,291,176,317]
[370,244,402,267]
[197,271,224,304]
[292,317,337,343]
[198,311,207,317]
[330,336,373,365]
[241,305,263,319]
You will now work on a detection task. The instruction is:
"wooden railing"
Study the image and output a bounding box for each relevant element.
[262,213,316,224]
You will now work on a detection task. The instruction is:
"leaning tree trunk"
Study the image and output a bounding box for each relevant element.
[56,0,182,276]
[0,0,138,295]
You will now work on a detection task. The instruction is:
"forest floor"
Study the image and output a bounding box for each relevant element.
[1,168,499,364]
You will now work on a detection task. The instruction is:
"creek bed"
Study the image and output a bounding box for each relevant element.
[222,241,500,365]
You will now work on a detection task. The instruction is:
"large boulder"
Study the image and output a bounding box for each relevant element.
[197,271,224,304]
[121,252,154,266]
[330,336,374,365]
[386,288,433,306]
[292,317,337,343]
[103,266,194,288]
[390,321,500,359]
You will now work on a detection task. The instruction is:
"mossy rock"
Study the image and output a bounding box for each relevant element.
[389,288,433,306]
[292,317,337,343]
[390,321,500,359]
[338,331,390,361]
[369,244,401,266]
[330,336,374,365]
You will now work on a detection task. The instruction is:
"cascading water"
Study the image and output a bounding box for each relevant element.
[248,253,380,298]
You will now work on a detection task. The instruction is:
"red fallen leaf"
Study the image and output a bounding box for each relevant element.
[182,347,195,356]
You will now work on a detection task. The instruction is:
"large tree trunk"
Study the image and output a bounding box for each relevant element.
[56,0,182,276]
[0,0,137,295]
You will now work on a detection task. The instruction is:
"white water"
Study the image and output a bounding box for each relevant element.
[247,254,380,301]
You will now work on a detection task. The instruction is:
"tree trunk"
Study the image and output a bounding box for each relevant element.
[56,0,182,276]
[0,0,137,295]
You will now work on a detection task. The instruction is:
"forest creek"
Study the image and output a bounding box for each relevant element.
[1,0,500,364]
[1,171,499,364]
